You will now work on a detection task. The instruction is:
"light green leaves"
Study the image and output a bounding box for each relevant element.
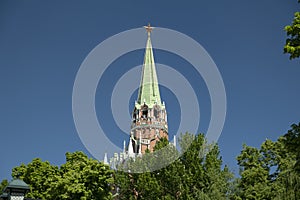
[284,2,300,60]
[12,152,114,200]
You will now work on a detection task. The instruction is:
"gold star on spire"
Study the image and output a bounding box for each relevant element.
[144,23,154,37]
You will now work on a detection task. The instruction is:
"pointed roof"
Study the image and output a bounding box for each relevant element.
[3,178,30,194]
[123,140,126,153]
[128,136,135,158]
[103,153,108,165]
[136,24,163,108]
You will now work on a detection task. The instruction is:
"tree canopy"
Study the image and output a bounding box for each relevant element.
[2,124,300,199]
[234,123,300,200]
[115,133,233,200]
[284,0,300,59]
[10,151,114,200]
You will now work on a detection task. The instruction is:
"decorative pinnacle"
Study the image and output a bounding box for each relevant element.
[144,23,154,37]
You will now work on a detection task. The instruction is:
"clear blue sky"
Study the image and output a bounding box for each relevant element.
[1,0,299,180]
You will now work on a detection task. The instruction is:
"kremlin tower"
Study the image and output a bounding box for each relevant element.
[128,24,168,155]
[105,24,173,167]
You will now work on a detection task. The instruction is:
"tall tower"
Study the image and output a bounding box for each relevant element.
[129,24,168,154]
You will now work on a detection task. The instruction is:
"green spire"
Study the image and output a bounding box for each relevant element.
[136,25,162,108]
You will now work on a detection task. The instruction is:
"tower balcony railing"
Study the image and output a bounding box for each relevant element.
[130,123,168,132]
[132,118,166,124]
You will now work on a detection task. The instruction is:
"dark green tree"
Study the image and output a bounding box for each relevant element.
[235,123,300,200]
[283,122,300,173]
[115,154,162,200]
[277,123,300,199]
[115,133,233,200]
[179,133,233,200]
[153,137,184,199]
[236,144,275,199]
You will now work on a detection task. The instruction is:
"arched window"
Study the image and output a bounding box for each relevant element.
[132,108,137,123]
[141,104,148,119]
[153,105,160,119]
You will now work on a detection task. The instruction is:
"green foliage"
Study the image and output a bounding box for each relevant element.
[284,1,300,59]
[12,158,59,199]
[5,123,300,199]
[0,179,8,194]
[180,133,233,200]
[236,144,275,199]
[115,133,233,200]
[12,151,114,200]
[235,123,300,200]
[277,123,300,199]
[283,122,300,173]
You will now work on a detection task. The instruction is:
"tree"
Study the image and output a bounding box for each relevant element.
[12,158,59,199]
[0,179,8,195]
[179,133,233,200]
[284,0,300,59]
[115,133,233,200]
[3,133,234,199]
[283,122,300,173]
[236,144,275,199]
[12,151,114,200]
[115,138,170,199]
[153,137,184,199]
[49,152,114,200]
[235,123,300,200]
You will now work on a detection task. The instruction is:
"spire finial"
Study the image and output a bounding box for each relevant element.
[144,23,153,37]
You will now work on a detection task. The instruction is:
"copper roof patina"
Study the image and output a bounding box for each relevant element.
[136,24,164,109]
